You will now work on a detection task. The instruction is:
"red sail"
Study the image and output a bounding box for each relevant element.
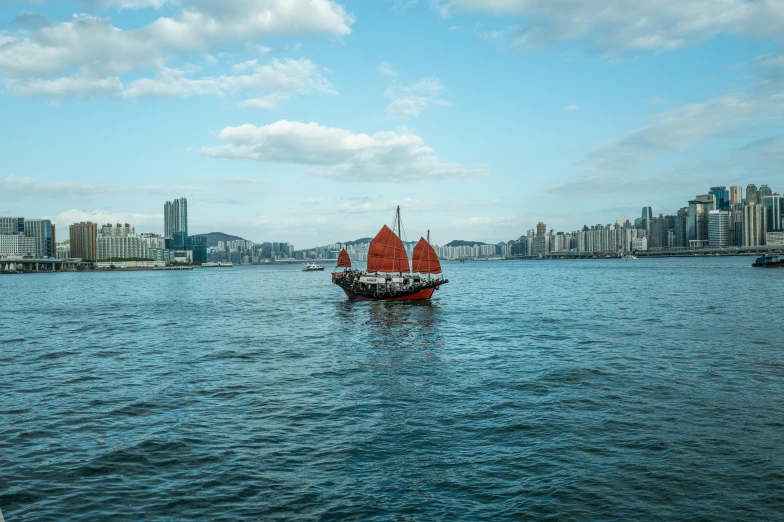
[367,225,410,273]
[412,238,442,274]
[337,249,352,267]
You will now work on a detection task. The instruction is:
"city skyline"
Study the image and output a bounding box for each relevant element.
[1,2,784,246]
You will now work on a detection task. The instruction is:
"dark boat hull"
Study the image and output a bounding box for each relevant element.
[333,277,446,301]
[752,261,784,268]
[341,286,436,301]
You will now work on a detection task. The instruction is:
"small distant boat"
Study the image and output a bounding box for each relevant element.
[332,206,448,301]
[618,246,637,260]
[302,262,325,271]
[752,255,784,268]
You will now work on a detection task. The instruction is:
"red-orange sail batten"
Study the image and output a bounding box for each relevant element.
[337,249,352,268]
[366,225,410,273]
[412,238,442,274]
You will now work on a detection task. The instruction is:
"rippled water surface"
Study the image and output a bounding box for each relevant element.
[2,258,784,520]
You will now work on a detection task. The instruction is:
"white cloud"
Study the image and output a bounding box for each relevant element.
[378,62,398,77]
[215,176,273,184]
[0,0,353,100]
[127,58,335,107]
[384,74,449,119]
[53,209,163,232]
[441,0,784,53]
[137,184,203,195]
[302,197,324,204]
[199,120,484,182]
[454,215,523,226]
[564,103,579,112]
[0,175,117,197]
[551,53,784,195]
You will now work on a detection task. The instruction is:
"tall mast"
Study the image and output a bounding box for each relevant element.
[427,229,431,281]
[397,206,403,275]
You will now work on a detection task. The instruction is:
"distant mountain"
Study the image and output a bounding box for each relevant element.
[197,232,246,248]
[444,240,488,247]
[343,237,373,246]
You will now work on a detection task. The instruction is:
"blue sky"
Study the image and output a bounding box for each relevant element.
[1,0,783,247]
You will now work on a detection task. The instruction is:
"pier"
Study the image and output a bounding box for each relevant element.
[0,258,86,273]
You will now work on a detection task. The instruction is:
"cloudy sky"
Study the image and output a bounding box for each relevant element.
[1,0,783,247]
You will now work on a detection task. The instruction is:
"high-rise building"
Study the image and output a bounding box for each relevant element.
[709,186,729,211]
[746,184,759,206]
[536,222,546,237]
[729,210,743,246]
[24,219,55,258]
[649,215,669,249]
[100,223,135,237]
[187,235,208,264]
[708,210,730,247]
[729,186,743,208]
[0,235,36,256]
[763,194,782,232]
[97,236,151,260]
[69,222,98,260]
[759,184,772,201]
[673,208,689,248]
[164,197,188,239]
[0,217,25,235]
[743,204,768,246]
[688,195,714,243]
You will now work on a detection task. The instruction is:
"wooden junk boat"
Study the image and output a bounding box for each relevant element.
[332,206,448,301]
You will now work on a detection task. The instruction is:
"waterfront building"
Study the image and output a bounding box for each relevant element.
[97,235,151,260]
[729,186,743,209]
[69,222,98,260]
[708,210,730,247]
[186,235,208,264]
[0,217,25,235]
[688,195,714,242]
[649,215,669,249]
[673,208,689,248]
[631,237,648,251]
[164,197,188,239]
[139,233,166,249]
[56,242,71,259]
[0,234,37,257]
[743,204,768,246]
[24,219,55,258]
[766,232,784,246]
[531,235,549,256]
[709,186,729,211]
[729,210,744,246]
[536,222,546,237]
[577,226,640,254]
[763,194,782,231]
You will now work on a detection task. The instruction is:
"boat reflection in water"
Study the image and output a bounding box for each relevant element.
[332,206,448,301]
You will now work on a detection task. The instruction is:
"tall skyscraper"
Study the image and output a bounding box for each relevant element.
[642,207,652,220]
[709,186,729,211]
[688,195,714,243]
[164,197,188,238]
[536,222,546,237]
[763,194,782,232]
[729,186,743,208]
[23,219,55,258]
[746,184,759,206]
[673,208,689,248]
[70,222,98,260]
[743,204,768,246]
[708,210,730,247]
[758,184,772,201]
